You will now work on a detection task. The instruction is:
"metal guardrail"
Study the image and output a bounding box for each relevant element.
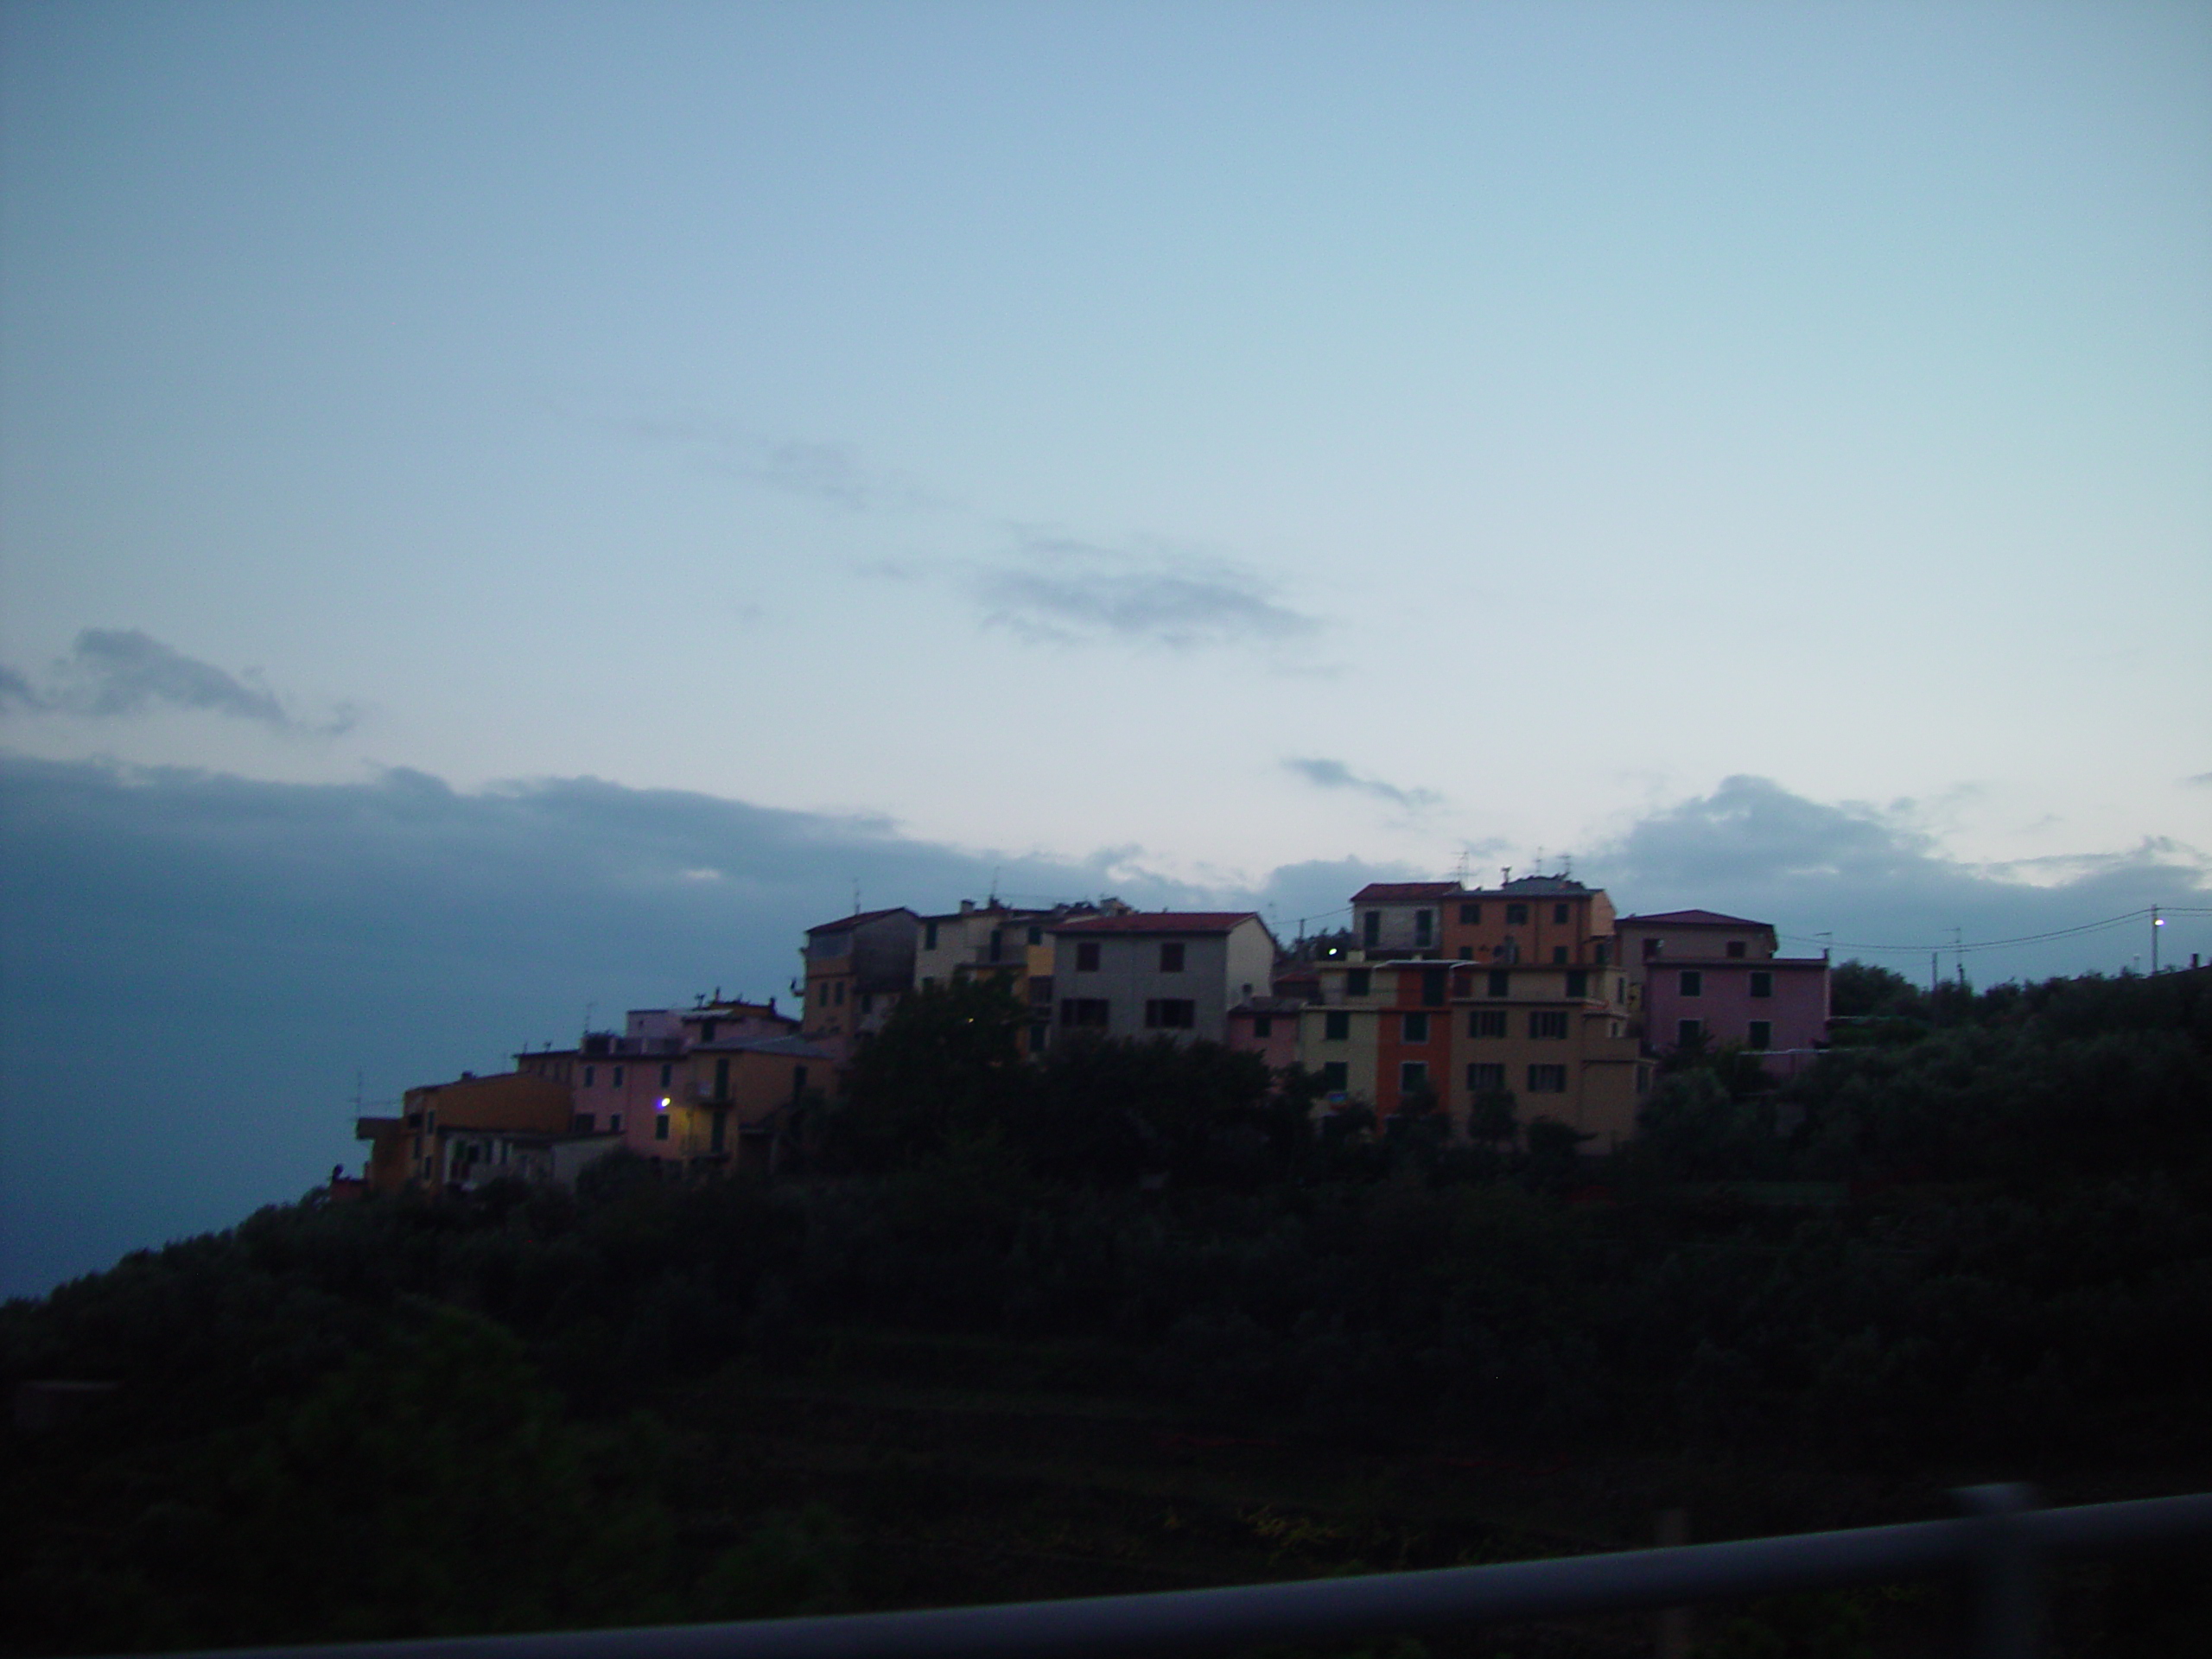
[145,1486,2212,1659]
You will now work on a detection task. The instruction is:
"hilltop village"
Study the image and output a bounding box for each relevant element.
[355,874,1832,1193]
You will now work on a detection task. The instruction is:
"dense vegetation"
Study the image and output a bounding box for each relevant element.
[6,966,2210,1655]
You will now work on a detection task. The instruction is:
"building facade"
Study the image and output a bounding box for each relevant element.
[1049,912,1279,1047]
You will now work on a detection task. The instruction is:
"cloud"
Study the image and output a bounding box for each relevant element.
[598,412,941,512]
[0,662,46,712]
[1282,757,1441,812]
[976,532,1318,651]
[1,630,359,735]
[1582,774,2209,971]
[2186,772,2212,788]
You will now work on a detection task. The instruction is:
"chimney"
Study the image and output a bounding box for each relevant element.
[960,899,975,914]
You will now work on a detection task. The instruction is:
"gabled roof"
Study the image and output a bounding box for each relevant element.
[805,907,915,936]
[1351,881,1463,903]
[1620,910,1773,929]
[1053,911,1262,935]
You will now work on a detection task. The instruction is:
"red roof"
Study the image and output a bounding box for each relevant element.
[1351,881,1462,902]
[1052,911,1262,935]
[1620,910,1772,929]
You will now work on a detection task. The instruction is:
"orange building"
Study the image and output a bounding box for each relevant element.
[356,1070,575,1194]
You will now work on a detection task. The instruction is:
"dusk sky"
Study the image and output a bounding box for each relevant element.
[3,1,2209,1294]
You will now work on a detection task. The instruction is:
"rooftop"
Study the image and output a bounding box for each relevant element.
[1053,911,1263,936]
[1621,909,1773,929]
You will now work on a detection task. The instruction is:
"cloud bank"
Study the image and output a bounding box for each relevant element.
[3,757,2204,1299]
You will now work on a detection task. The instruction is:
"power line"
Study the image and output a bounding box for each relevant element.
[1778,904,2212,957]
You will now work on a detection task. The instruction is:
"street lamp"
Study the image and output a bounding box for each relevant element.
[2152,906,2164,974]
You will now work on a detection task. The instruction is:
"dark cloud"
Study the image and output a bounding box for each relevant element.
[1581,774,2209,977]
[977,533,1318,650]
[2187,772,2212,788]
[2,630,358,734]
[1282,757,1441,812]
[0,756,1175,1295]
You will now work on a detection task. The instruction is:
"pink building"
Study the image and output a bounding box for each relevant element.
[1225,995,1306,1071]
[1638,955,1830,1076]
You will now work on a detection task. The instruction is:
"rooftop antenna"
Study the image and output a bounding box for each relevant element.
[990,865,1001,906]
[1535,846,1545,875]
[1452,847,1471,885]
[1561,852,1573,879]
[582,1000,595,1036]
[851,878,861,914]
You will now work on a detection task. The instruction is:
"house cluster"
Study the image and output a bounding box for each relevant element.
[354,874,1830,1193]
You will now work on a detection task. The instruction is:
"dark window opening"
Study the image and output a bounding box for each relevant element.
[1324,1011,1351,1041]
[1347,969,1371,997]
[1748,1021,1772,1050]
[1530,1011,1568,1039]
[1527,1064,1567,1093]
[1144,998,1196,1030]
[1726,940,1747,959]
[1566,969,1589,997]
[1421,967,1447,1006]
[1506,903,1529,925]
[1459,902,1481,924]
[1750,970,1773,998]
[1160,942,1186,972]
[1060,998,1111,1028]
[1469,1009,1506,1038]
[1402,1012,1429,1043]
[1486,969,1510,997]
[1252,1014,1273,1039]
[1077,941,1101,972]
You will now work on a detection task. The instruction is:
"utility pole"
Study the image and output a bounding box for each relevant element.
[2152,906,2162,974]
[1930,953,1940,1021]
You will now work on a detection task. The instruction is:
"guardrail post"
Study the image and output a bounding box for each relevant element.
[1955,1483,2044,1659]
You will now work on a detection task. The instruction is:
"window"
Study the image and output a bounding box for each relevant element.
[655,1114,670,1141]
[1594,943,1610,966]
[1554,903,1569,924]
[921,976,938,991]
[1552,946,1568,964]
[1347,969,1371,997]
[1459,947,1474,960]
[1466,1062,1506,1093]
[1421,967,1447,1006]
[834,982,845,1005]
[1414,909,1433,948]
[1252,1014,1273,1039]
[1399,1060,1429,1096]
[1748,1021,1772,1051]
[701,1020,717,1042]
[608,1114,623,1135]
[1061,998,1110,1027]
[659,1063,672,1088]
[1029,976,1053,1006]
[710,1109,727,1154]
[1726,940,1746,959]
[1530,1011,1568,1039]
[583,1065,595,1087]
[1077,941,1102,971]
[714,1057,730,1099]
[1402,1012,1429,1043]
[612,1065,624,1086]
[925,920,939,950]
[1679,970,1702,996]
[860,992,874,1014]
[1144,998,1196,1030]
[1506,903,1529,925]
[1363,911,1381,946]
[1321,1061,1349,1093]
[988,930,1005,963]
[1324,1011,1351,1041]
[1027,925,1043,945]
[793,1065,809,1097]
[572,1112,595,1133]
[1566,969,1588,998]
[1527,1064,1567,1093]
[1643,938,1662,959]
[1469,1009,1507,1038]
[1677,1019,1702,1047]
[1459,902,1481,925]
[1160,942,1186,972]
[1486,969,1510,997]
[1029,1022,1049,1051]
[1750,970,1773,999]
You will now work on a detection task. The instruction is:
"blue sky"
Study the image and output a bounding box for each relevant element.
[3,2,2209,1292]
